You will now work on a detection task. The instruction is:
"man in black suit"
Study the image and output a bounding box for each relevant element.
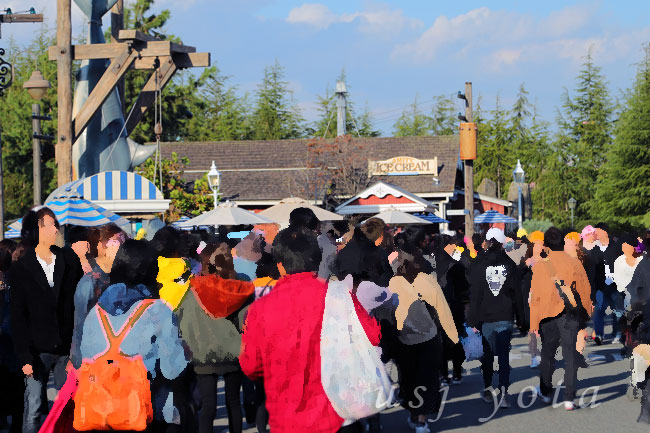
[10,207,82,433]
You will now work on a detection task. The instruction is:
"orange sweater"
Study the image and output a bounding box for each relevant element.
[529,250,592,331]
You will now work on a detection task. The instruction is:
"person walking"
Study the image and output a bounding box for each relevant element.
[613,233,643,319]
[10,207,83,433]
[592,223,624,344]
[521,230,544,368]
[530,227,592,411]
[176,241,255,433]
[78,239,189,432]
[71,224,126,369]
[467,228,525,408]
[240,226,380,433]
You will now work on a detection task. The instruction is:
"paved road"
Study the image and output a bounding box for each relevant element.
[221,323,648,433]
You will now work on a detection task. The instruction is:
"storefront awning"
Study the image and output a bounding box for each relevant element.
[335,181,438,215]
[46,171,170,214]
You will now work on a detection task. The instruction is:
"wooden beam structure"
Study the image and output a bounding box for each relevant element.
[52,4,210,182]
[0,13,44,23]
[73,49,139,141]
[125,56,177,135]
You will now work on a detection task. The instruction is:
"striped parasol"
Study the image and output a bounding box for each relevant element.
[4,226,21,239]
[412,212,449,224]
[44,198,130,227]
[474,210,518,224]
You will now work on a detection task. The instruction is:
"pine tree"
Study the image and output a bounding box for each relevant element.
[310,71,380,138]
[557,50,613,223]
[430,94,457,135]
[593,44,650,228]
[393,96,431,136]
[251,61,304,140]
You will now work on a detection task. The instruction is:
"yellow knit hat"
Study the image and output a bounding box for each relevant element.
[529,230,544,243]
[516,228,528,238]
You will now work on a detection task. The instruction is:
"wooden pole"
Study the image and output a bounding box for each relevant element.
[111,0,125,116]
[32,103,42,205]
[56,0,72,187]
[464,82,474,237]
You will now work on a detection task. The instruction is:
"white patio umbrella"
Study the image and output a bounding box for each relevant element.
[366,208,432,225]
[258,197,343,224]
[177,201,273,227]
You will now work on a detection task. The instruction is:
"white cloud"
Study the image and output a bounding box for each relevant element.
[285,2,422,34]
[391,4,650,71]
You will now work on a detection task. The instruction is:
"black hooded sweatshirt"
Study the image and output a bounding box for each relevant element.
[467,247,525,329]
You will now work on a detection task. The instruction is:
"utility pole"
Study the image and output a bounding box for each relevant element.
[335,80,347,137]
[32,104,43,205]
[463,82,475,237]
[110,0,125,116]
[56,0,73,186]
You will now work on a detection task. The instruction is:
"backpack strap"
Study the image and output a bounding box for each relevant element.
[97,300,155,357]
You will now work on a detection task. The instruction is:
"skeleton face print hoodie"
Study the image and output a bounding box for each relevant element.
[466,246,525,329]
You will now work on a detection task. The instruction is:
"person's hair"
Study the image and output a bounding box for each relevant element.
[20,207,60,247]
[472,232,484,250]
[544,227,564,251]
[334,228,393,288]
[88,223,126,258]
[272,227,321,274]
[110,239,157,289]
[288,207,319,231]
[595,222,609,232]
[180,231,201,262]
[485,238,502,252]
[68,225,89,245]
[620,232,642,258]
[256,251,281,280]
[150,226,181,258]
[360,218,386,243]
[12,241,28,262]
[437,234,456,251]
[199,242,235,279]
[0,239,16,273]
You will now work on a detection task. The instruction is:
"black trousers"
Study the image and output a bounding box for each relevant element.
[539,313,580,401]
[442,335,465,378]
[254,379,268,433]
[337,421,363,433]
[196,372,243,433]
[394,336,442,417]
[0,364,24,433]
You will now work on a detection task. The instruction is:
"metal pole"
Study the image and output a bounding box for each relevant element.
[571,208,574,230]
[517,185,523,229]
[463,82,474,237]
[32,103,42,205]
[336,92,346,136]
[213,188,218,210]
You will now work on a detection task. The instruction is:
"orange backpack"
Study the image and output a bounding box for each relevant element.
[73,300,155,431]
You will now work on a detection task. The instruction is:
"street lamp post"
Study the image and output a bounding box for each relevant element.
[513,160,525,229]
[206,161,221,210]
[568,197,577,229]
[23,69,51,205]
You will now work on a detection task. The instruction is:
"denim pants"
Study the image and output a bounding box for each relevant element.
[593,289,623,338]
[23,353,68,433]
[480,321,513,392]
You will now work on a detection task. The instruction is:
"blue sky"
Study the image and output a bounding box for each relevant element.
[4,0,650,135]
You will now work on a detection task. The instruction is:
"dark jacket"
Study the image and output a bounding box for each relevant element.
[467,248,525,329]
[435,252,470,334]
[10,246,82,367]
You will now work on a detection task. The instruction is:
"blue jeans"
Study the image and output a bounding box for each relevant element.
[22,353,68,433]
[480,321,513,392]
[593,290,623,338]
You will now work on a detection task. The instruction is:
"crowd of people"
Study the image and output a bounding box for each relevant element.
[1,205,650,433]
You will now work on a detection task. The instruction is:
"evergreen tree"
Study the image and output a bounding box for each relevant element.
[430,94,457,135]
[393,96,431,136]
[593,44,650,228]
[251,61,304,140]
[310,71,380,138]
[557,50,613,223]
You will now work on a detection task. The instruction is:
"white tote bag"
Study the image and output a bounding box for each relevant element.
[320,277,394,420]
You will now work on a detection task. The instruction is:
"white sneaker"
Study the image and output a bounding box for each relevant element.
[564,401,575,411]
[530,355,541,368]
[536,386,552,404]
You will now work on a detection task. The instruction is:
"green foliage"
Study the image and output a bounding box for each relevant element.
[135,152,213,222]
[592,44,650,229]
[0,28,62,221]
[393,94,457,137]
[250,61,304,140]
[310,70,380,138]
[522,219,554,233]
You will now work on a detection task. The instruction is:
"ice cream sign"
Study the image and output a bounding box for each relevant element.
[368,156,438,176]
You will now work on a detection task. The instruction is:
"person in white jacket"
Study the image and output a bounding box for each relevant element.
[613,233,644,311]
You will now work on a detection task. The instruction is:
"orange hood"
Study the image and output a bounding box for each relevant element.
[190,274,254,318]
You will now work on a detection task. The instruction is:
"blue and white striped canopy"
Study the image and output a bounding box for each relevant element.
[413,212,450,224]
[4,226,20,239]
[46,171,164,203]
[44,199,130,227]
[474,210,518,224]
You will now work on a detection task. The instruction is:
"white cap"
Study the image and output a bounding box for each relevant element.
[486,228,506,244]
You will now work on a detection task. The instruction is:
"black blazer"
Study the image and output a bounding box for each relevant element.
[10,245,82,367]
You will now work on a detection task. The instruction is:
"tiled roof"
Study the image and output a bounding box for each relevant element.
[160,136,460,201]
